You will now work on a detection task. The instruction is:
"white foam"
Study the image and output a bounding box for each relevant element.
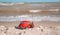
[0,15,60,21]
[29,10,41,12]
[20,15,29,17]
[0,3,24,5]
[0,3,14,5]
[48,9,59,11]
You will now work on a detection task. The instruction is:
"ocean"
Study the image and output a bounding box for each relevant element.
[0,0,60,2]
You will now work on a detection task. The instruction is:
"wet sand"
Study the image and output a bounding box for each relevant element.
[0,21,60,27]
[0,2,60,16]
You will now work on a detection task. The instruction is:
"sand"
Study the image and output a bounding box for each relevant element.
[0,21,60,35]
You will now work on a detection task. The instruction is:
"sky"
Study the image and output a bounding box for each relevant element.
[0,0,60,2]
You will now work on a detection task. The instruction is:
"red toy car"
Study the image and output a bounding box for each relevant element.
[16,20,34,29]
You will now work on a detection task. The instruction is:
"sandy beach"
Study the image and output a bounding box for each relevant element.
[0,21,60,35]
[0,2,60,35]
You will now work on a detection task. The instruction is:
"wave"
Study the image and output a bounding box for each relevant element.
[0,15,60,22]
[0,2,24,5]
